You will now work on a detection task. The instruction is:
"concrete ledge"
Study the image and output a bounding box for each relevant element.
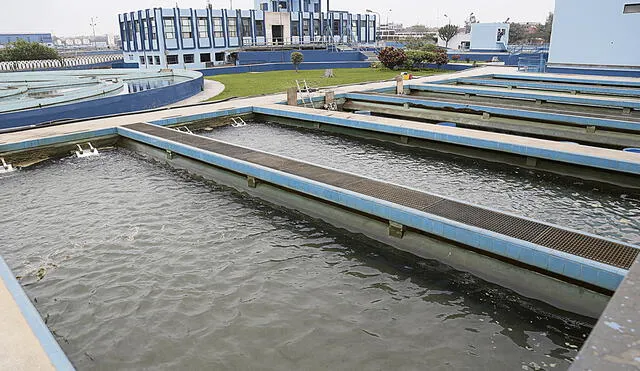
[343,92,640,132]
[0,257,74,370]
[117,125,634,293]
[252,105,640,176]
[121,137,610,318]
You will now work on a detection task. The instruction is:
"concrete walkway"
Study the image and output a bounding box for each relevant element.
[0,265,56,370]
[168,79,225,107]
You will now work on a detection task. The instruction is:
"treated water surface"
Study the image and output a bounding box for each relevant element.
[1,150,592,370]
[201,121,640,245]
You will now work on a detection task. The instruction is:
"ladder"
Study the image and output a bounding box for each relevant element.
[0,157,15,174]
[175,126,193,134]
[296,80,315,109]
[75,143,99,158]
[231,117,247,127]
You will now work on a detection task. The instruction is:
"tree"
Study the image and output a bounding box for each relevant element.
[290,52,304,72]
[438,24,459,48]
[378,47,407,70]
[508,22,529,44]
[0,40,60,62]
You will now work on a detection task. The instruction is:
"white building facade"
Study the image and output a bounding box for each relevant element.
[119,1,377,69]
[437,23,509,51]
[548,0,640,68]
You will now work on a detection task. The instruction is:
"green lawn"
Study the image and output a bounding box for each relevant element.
[206,68,448,101]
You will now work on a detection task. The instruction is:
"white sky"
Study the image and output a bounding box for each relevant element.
[0,0,555,37]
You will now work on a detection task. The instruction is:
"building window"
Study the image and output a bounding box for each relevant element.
[142,20,149,39]
[303,0,309,12]
[291,21,300,37]
[200,53,211,62]
[227,17,238,38]
[314,2,320,12]
[128,21,135,40]
[332,19,340,35]
[242,18,252,37]
[181,17,193,39]
[121,22,127,41]
[135,20,141,35]
[342,20,348,36]
[154,56,160,64]
[184,54,194,63]
[213,18,224,38]
[167,54,178,64]
[313,19,320,35]
[139,56,146,64]
[624,3,640,13]
[303,19,311,36]
[255,20,265,37]
[197,18,209,38]
[215,52,225,61]
[150,18,157,40]
[147,56,154,64]
[163,18,175,39]
[261,3,268,11]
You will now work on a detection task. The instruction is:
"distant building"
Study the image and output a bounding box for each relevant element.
[548,0,640,70]
[118,1,377,69]
[438,23,509,52]
[0,33,53,48]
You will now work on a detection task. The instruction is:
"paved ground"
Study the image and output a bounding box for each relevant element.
[168,79,225,107]
[0,276,55,370]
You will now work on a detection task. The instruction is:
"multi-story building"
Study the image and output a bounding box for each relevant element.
[118,1,377,69]
[0,33,54,48]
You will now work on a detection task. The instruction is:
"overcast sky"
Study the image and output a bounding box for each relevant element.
[0,0,555,37]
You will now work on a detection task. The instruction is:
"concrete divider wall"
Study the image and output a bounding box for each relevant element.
[0,71,204,130]
[546,66,640,78]
[197,61,372,76]
[238,50,367,65]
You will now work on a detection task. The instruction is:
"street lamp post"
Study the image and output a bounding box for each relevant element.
[444,14,451,25]
[90,17,98,49]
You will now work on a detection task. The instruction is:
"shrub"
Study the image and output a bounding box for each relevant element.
[465,58,471,63]
[290,51,304,72]
[404,50,430,70]
[433,50,449,66]
[378,47,407,70]
[451,55,461,61]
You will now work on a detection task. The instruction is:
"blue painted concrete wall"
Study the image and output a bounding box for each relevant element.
[549,0,640,68]
[546,66,640,78]
[197,61,372,76]
[0,75,204,130]
[238,50,367,65]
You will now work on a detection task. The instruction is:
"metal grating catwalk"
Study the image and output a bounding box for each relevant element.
[124,123,639,270]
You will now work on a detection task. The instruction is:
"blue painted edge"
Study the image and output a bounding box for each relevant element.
[253,105,640,176]
[407,83,640,110]
[491,73,640,88]
[0,128,118,153]
[343,92,640,132]
[456,78,640,97]
[116,125,632,291]
[0,257,75,370]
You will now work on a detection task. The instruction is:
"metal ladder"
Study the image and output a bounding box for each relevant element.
[175,126,193,134]
[296,80,315,109]
[231,117,247,127]
[0,157,15,174]
[75,143,99,158]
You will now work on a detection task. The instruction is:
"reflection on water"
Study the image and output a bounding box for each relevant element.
[0,150,593,370]
[124,77,189,94]
[201,121,640,245]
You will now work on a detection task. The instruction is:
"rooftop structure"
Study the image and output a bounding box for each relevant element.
[119,2,377,70]
[548,0,640,72]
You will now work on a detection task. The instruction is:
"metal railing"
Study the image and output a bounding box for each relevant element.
[517,54,547,73]
[0,54,122,72]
